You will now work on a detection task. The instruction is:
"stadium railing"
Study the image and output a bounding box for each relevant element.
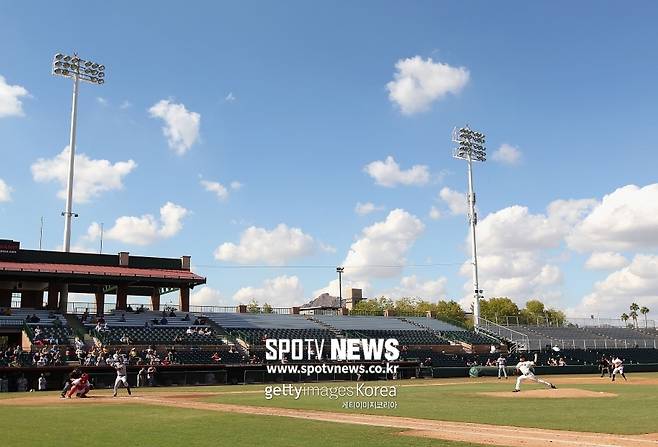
[479,318,530,351]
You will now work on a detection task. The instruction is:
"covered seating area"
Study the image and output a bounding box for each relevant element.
[0,240,206,314]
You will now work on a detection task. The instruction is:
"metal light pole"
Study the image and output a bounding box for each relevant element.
[452,126,486,331]
[52,52,106,311]
[336,267,344,308]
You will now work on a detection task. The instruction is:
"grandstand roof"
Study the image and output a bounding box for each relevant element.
[0,261,204,282]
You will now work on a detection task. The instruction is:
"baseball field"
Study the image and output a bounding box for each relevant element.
[2,373,658,447]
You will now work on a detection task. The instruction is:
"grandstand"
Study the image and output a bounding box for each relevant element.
[81,310,225,345]
[484,320,658,351]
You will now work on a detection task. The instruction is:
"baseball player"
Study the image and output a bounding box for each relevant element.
[513,354,557,392]
[611,356,627,382]
[496,354,508,379]
[60,367,82,398]
[598,355,612,378]
[112,360,132,397]
[66,373,91,398]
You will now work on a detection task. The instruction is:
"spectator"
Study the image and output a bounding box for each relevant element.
[558,357,566,367]
[127,305,134,312]
[147,366,157,386]
[137,367,147,387]
[211,352,221,363]
[182,313,190,321]
[119,313,126,322]
[193,317,200,326]
[29,314,40,323]
[16,374,28,392]
[160,317,168,325]
[38,374,47,391]
[186,327,195,335]
[168,309,176,318]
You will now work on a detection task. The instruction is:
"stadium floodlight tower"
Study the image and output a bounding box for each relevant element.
[52,52,106,311]
[452,126,486,332]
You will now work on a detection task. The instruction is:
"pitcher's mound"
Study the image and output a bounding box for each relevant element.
[479,388,617,398]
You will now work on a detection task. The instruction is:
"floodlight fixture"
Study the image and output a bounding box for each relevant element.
[451,125,486,331]
[52,51,107,312]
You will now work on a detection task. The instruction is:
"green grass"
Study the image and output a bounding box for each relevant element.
[0,403,482,447]
[2,373,657,446]
[202,374,658,435]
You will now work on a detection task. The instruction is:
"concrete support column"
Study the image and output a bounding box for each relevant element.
[151,288,161,311]
[47,283,60,310]
[0,289,12,308]
[95,288,105,316]
[21,291,43,308]
[179,286,189,312]
[291,306,300,315]
[116,285,128,311]
[237,304,247,313]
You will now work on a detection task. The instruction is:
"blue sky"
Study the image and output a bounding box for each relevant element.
[1,1,658,317]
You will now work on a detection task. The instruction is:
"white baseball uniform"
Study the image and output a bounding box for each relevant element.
[514,360,553,390]
[113,362,130,395]
[496,357,507,378]
[612,358,624,375]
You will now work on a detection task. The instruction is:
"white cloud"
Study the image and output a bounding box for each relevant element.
[464,252,562,303]
[119,100,132,109]
[585,252,629,271]
[492,143,522,165]
[190,286,229,306]
[364,156,430,187]
[386,275,448,300]
[225,92,236,102]
[215,224,318,265]
[96,97,108,106]
[201,179,242,201]
[86,202,188,246]
[439,187,468,215]
[342,209,425,280]
[460,201,593,304]
[233,275,305,307]
[574,254,658,317]
[31,147,137,203]
[0,75,29,118]
[567,184,658,252]
[0,179,12,202]
[355,202,384,216]
[386,56,469,115]
[429,206,441,220]
[201,180,229,201]
[149,100,200,155]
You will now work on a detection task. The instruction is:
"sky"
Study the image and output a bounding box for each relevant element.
[1,1,658,318]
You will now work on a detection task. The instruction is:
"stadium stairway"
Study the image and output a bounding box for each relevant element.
[63,313,87,339]
[306,316,345,338]
[208,323,250,358]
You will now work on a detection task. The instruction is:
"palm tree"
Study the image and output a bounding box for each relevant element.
[629,311,639,328]
[640,306,650,328]
[620,313,629,326]
[630,303,640,328]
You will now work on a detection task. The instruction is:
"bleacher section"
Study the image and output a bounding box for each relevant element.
[346,329,448,345]
[84,311,224,345]
[505,325,657,349]
[202,313,332,347]
[1,308,73,345]
[405,317,500,345]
